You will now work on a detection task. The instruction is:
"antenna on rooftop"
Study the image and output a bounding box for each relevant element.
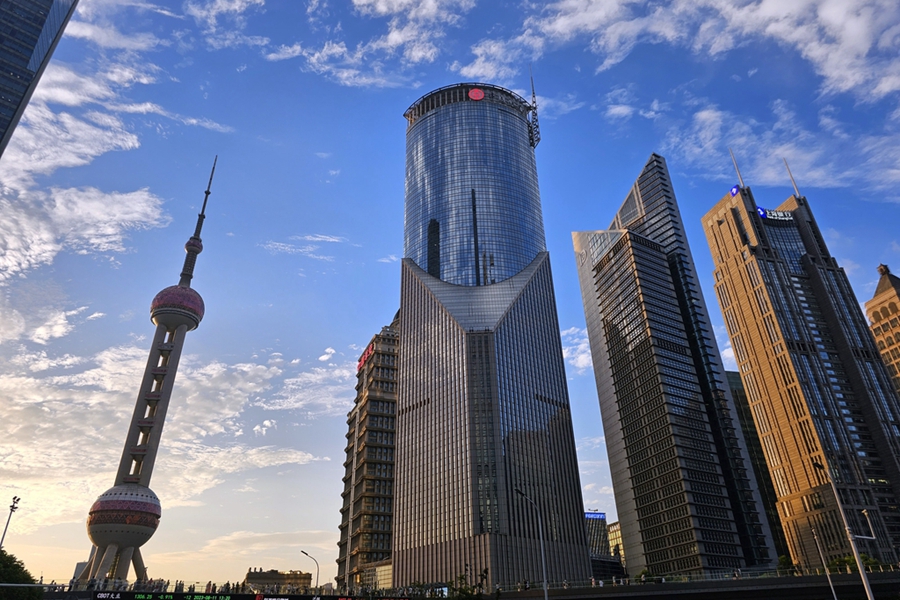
[729,148,745,189]
[783,157,801,197]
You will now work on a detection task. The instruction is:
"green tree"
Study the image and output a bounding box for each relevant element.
[827,553,880,573]
[0,549,41,600]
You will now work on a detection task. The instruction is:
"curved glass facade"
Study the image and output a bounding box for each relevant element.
[404,83,545,286]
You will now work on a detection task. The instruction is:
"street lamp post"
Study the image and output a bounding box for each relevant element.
[811,528,838,600]
[514,488,548,600]
[301,550,319,595]
[1,496,20,550]
[813,460,875,600]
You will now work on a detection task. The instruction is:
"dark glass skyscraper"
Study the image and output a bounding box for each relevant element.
[394,83,590,588]
[573,154,776,576]
[0,0,79,158]
[704,181,900,567]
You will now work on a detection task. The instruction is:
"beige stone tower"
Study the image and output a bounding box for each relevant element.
[865,265,900,395]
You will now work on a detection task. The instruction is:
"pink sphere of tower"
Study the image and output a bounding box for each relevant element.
[150,285,205,330]
[87,484,161,550]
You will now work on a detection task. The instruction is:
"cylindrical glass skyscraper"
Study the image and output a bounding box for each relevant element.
[395,83,590,589]
[403,83,545,286]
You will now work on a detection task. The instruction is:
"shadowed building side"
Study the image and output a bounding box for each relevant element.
[0,0,79,158]
[573,154,776,577]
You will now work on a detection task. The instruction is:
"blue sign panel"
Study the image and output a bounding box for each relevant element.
[730,185,740,196]
[585,511,606,520]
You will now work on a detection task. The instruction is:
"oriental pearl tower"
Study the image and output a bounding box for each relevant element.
[78,160,217,583]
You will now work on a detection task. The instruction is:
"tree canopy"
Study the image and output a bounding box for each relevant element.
[0,549,41,600]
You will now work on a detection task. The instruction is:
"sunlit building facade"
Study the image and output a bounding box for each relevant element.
[866,265,900,396]
[394,83,590,588]
[703,183,900,567]
[0,0,79,157]
[336,316,399,592]
[573,154,776,576]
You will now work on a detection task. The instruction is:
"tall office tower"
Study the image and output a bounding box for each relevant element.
[336,315,399,592]
[395,83,590,588]
[78,163,216,582]
[584,511,610,557]
[726,371,790,559]
[0,0,79,158]
[573,154,776,576]
[866,265,900,395]
[703,177,900,567]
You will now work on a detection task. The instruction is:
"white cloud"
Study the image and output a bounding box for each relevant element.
[560,326,593,374]
[266,0,477,86]
[65,20,163,50]
[294,234,347,243]
[260,241,335,261]
[253,419,277,436]
[185,0,269,48]
[0,341,321,532]
[30,307,87,345]
[378,254,398,263]
[255,363,356,417]
[318,347,336,361]
[453,0,900,103]
[663,99,861,188]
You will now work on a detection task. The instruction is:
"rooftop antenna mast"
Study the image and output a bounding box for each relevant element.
[783,157,801,197]
[529,65,541,148]
[729,148,745,189]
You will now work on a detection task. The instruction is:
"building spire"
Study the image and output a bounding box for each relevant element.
[529,66,541,148]
[179,156,217,287]
[729,148,745,188]
[783,157,801,197]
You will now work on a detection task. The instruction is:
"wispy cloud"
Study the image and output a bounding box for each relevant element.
[452,0,900,103]
[560,326,593,374]
[184,0,270,49]
[259,241,335,261]
[378,254,399,263]
[263,0,477,87]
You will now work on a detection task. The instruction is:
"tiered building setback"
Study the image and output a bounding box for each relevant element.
[703,179,900,567]
[394,82,591,588]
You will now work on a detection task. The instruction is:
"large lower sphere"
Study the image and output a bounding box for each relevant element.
[86,484,161,549]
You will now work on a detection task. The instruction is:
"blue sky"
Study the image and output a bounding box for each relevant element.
[1,0,899,585]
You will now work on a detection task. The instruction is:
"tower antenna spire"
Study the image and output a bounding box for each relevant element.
[729,148,745,189]
[180,156,217,287]
[528,65,541,148]
[783,157,801,197]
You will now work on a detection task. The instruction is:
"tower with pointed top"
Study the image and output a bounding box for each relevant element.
[78,161,217,583]
[866,265,900,396]
[573,154,777,576]
[703,168,900,568]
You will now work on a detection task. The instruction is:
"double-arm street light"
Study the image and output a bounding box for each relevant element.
[514,488,548,600]
[1,496,20,550]
[301,550,319,594]
[813,460,875,600]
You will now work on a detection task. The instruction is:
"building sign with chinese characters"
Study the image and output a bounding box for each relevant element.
[756,206,794,221]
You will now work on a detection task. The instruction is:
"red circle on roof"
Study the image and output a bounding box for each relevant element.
[468,88,485,101]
